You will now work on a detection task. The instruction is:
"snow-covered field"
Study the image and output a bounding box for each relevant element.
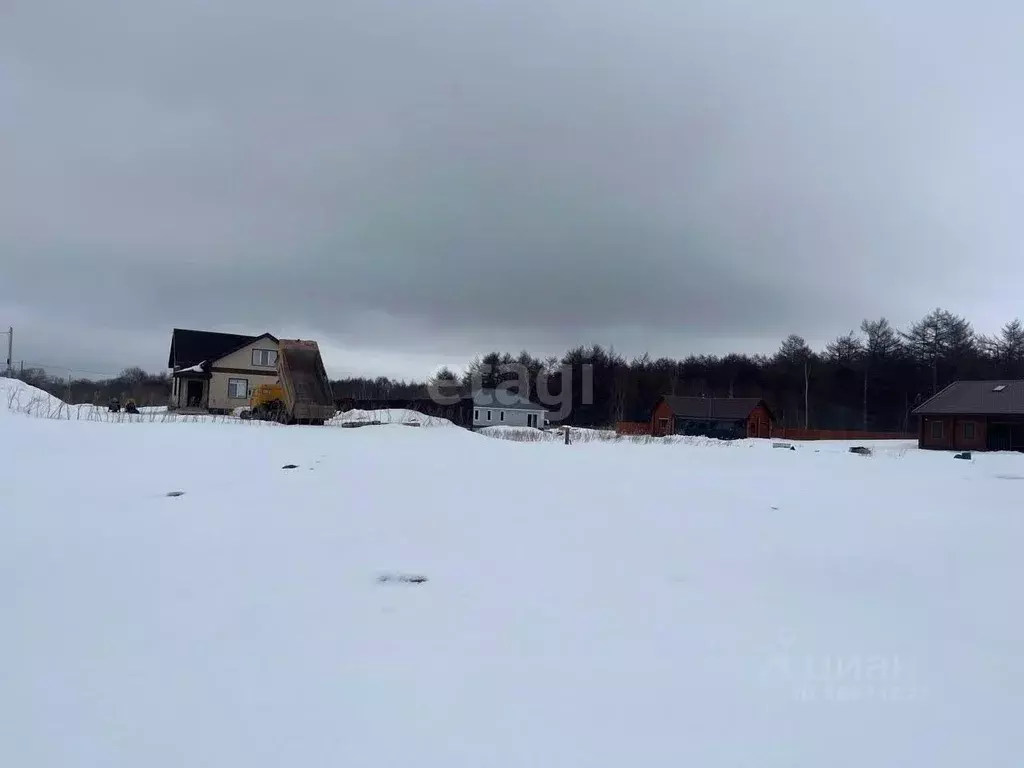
[2,377,1022,766]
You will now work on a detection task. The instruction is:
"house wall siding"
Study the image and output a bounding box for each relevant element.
[206,339,282,411]
[651,400,673,436]
[919,415,987,451]
[920,416,953,450]
[207,369,278,411]
[748,404,772,438]
[215,338,280,370]
[472,407,545,428]
[955,417,987,451]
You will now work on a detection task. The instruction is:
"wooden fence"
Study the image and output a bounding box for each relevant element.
[615,421,915,441]
[615,421,653,435]
[769,427,916,441]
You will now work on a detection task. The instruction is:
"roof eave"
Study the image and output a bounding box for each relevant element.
[910,380,960,415]
[167,331,177,369]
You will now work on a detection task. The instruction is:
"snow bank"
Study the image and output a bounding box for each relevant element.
[331,407,455,427]
[0,376,72,418]
[0,376,263,425]
[479,423,764,448]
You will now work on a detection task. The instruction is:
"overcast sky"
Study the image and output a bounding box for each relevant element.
[2,1,1022,380]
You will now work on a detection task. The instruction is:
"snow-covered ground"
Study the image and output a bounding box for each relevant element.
[479,424,919,455]
[0,378,451,428]
[2,377,1022,766]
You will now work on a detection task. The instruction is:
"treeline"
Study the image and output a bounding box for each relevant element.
[333,309,1024,431]
[8,308,1024,430]
[10,366,174,407]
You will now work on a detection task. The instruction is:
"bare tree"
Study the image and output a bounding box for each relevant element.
[899,308,975,395]
[775,334,813,428]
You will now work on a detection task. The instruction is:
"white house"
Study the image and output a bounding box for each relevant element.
[471,388,549,429]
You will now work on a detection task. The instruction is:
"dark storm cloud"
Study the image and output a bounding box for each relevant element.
[3,0,1023,378]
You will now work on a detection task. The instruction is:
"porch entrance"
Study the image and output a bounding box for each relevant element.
[186,380,204,408]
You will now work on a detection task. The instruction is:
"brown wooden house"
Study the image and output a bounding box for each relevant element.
[912,380,1024,452]
[650,396,774,439]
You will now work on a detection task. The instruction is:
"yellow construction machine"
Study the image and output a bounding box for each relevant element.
[243,382,288,422]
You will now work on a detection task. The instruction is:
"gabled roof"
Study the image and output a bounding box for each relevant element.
[217,332,278,363]
[472,388,548,411]
[911,380,1024,416]
[167,328,276,369]
[659,395,772,421]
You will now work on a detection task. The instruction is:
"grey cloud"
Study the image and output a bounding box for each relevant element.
[3,1,1023,379]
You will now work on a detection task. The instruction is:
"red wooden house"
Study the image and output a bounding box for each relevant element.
[650,396,774,439]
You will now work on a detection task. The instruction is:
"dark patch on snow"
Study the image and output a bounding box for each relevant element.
[953,451,972,460]
[377,573,428,584]
[281,464,299,469]
[994,473,1024,480]
[849,446,872,455]
[165,491,185,497]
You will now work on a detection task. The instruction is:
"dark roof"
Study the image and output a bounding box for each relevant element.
[472,388,549,411]
[660,395,771,421]
[167,328,275,369]
[911,380,1024,416]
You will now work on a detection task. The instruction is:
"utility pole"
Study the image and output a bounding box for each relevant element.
[2,326,11,374]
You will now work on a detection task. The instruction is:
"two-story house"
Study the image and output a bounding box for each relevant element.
[167,328,282,413]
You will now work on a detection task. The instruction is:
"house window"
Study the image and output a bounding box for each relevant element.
[658,417,669,432]
[500,411,505,421]
[228,378,249,399]
[930,420,943,439]
[252,349,278,367]
[963,422,975,440]
[487,410,492,421]
[474,409,479,420]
